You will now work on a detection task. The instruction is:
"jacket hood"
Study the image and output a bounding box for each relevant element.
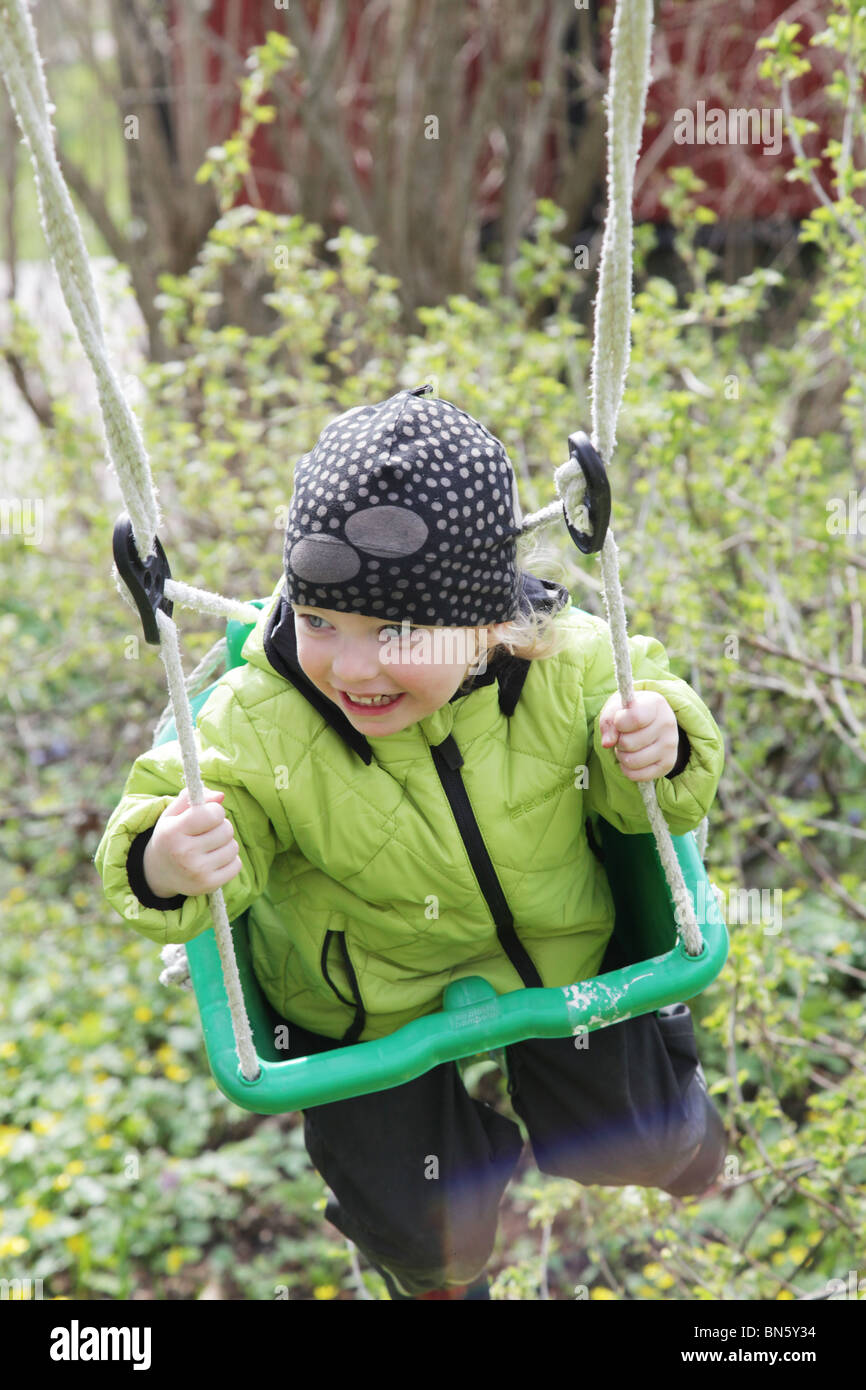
[239,570,571,765]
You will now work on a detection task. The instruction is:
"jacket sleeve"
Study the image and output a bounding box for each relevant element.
[579,616,725,835]
[93,689,285,946]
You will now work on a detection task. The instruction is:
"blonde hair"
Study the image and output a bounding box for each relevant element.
[464,533,574,678]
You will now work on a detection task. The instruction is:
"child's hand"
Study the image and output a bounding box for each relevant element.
[142,786,242,898]
[598,691,679,781]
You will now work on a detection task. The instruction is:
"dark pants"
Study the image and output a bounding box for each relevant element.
[285,938,725,1299]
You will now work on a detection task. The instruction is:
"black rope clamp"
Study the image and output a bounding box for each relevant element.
[112,512,173,645]
[562,431,611,555]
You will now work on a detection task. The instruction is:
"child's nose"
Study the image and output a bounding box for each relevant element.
[332,642,386,683]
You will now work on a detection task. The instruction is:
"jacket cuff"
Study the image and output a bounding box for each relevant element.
[127,825,188,911]
[665,726,691,779]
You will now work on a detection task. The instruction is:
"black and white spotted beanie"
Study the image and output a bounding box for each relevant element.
[283,384,527,627]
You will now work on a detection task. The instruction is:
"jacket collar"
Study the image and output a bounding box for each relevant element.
[250,571,570,765]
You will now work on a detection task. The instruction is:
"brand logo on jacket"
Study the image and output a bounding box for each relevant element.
[508,775,576,820]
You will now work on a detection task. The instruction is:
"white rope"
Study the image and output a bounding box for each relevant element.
[522,457,592,540]
[0,0,160,565]
[151,636,229,748]
[158,941,192,991]
[586,0,703,956]
[163,578,264,627]
[155,609,259,1078]
[0,0,260,1077]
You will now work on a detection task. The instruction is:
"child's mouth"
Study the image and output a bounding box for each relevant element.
[339,691,406,715]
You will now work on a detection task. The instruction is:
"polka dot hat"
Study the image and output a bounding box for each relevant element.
[283,384,526,627]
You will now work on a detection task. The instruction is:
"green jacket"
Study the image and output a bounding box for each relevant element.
[94,573,725,1043]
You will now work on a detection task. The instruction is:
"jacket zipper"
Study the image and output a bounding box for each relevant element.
[429,733,544,989]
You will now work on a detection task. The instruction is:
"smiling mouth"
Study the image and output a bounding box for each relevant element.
[339,690,406,712]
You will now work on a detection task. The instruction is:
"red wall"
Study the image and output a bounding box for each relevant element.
[174,0,845,227]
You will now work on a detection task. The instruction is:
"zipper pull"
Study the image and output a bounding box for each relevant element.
[435,733,464,770]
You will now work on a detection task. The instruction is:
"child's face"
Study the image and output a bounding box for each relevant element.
[292,604,504,735]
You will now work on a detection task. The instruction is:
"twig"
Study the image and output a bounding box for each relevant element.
[726,988,856,1230]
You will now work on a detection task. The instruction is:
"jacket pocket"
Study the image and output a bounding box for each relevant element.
[320,929,366,1046]
[320,929,355,1008]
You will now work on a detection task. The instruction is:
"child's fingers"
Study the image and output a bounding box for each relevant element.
[164,784,224,813]
[615,720,663,753]
[616,741,665,773]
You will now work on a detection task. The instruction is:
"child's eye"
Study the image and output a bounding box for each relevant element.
[380,625,425,642]
[299,614,423,637]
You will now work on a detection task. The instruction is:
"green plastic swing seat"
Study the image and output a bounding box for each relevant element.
[153,601,728,1114]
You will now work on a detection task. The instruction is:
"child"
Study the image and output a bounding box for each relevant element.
[95,385,727,1301]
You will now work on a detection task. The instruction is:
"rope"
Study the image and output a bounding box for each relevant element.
[151,636,229,748]
[0,0,160,566]
[0,0,260,1079]
[585,0,703,956]
[525,1,704,956]
[155,610,258,1078]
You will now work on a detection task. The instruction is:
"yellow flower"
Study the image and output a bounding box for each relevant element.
[767,1230,786,1247]
[65,1160,85,1175]
[776,1289,794,1300]
[53,1174,72,1192]
[0,1040,18,1059]
[164,1064,191,1083]
[155,1045,175,1064]
[31,1021,46,1038]
[85,1113,107,1133]
[642,1262,664,1281]
[165,1247,190,1275]
[0,1235,29,1256]
[656,1272,676,1290]
[229,1170,250,1188]
[313,1284,338,1300]
[65,1234,85,1256]
[95,1135,114,1150]
[135,1060,152,1074]
[73,891,89,909]
[134,1006,153,1023]
[637,1283,658,1298]
[0,1126,22,1158]
[590,1287,617,1299]
[788,1245,808,1264]
[30,1208,54,1229]
[68,1058,82,1073]
[5,885,26,904]
[32,1115,60,1135]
